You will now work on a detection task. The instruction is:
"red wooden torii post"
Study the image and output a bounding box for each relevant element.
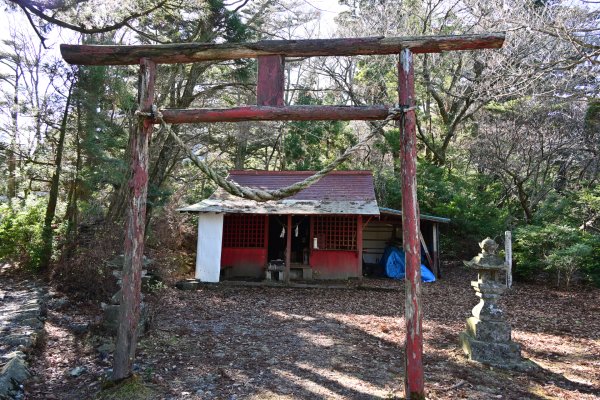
[61,33,504,398]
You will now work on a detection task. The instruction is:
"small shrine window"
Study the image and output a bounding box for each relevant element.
[223,214,265,248]
[314,215,357,251]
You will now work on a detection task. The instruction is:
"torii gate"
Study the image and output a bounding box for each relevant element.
[61,32,504,398]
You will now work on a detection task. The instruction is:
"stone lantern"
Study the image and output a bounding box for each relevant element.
[459,238,521,367]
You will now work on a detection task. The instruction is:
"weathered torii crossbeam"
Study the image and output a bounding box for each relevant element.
[61,32,504,398]
[62,33,504,65]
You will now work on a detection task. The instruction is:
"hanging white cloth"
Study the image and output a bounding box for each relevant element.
[295,225,299,237]
[280,227,285,238]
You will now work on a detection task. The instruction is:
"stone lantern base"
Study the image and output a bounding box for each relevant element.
[459,318,521,367]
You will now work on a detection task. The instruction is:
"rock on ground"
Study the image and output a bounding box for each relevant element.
[0,266,46,399]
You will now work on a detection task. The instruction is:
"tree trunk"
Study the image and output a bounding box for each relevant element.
[515,180,533,223]
[234,121,250,169]
[40,83,73,270]
[113,58,156,381]
[7,69,19,201]
[106,117,135,223]
[64,99,84,248]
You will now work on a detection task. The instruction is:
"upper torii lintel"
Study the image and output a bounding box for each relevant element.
[60,33,505,66]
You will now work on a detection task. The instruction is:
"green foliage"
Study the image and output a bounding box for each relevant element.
[514,224,574,278]
[513,187,600,287]
[584,99,600,133]
[0,198,46,268]
[582,237,600,287]
[484,99,524,114]
[284,92,354,170]
[377,161,507,238]
[514,223,599,287]
[374,161,510,259]
[76,65,131,196]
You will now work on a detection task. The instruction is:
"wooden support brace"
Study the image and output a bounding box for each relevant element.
[419,230,434,270]
[505,231,512,288]
[264,215,270,270]
[357,215,363,278]
[257,55,285,106]
[432,223,441,278]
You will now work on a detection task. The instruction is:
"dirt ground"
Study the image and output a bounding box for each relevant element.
[23,265,600,400]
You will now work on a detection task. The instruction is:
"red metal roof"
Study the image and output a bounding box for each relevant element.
[223,170,376,202]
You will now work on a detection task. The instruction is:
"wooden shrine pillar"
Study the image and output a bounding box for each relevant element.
[398,49,424,399]
[285,214,292,284]
[357,215,363,278]
[113,58,156,381]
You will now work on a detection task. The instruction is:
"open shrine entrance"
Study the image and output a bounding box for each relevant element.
[267,216,310,265]
[60,32,505,398]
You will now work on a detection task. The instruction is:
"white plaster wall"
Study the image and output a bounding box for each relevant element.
[195,213,224,282]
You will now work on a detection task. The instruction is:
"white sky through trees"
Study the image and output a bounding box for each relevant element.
[0,0,348,144]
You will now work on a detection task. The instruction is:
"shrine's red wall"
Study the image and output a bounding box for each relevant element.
[218,214,362,280]
[221,248,267,278]
[310,250,360,279]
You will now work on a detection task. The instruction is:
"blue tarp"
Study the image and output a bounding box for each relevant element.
[380,246,436,282]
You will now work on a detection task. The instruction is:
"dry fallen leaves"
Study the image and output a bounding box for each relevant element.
[21,264,600,399]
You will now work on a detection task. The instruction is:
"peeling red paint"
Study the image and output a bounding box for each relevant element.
[221,248,267,274]
[161,105,391,123]
[310,250,359,279]
[130,164,149,197]
[113,58,156,381]
[399,49,424,399]
[257,56,285,106]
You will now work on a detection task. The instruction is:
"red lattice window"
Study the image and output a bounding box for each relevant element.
[314,216,357,251]
[223,214,265,248]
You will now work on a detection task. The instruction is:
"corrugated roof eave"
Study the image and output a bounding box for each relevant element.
[177,199,380,215]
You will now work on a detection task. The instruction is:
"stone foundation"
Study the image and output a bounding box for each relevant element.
[466,317,511,342]
[460,331,521,367]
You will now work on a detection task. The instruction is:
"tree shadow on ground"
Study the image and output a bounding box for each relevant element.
[139,281,599,399]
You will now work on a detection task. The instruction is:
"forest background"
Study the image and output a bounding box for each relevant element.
[0,0,598,291]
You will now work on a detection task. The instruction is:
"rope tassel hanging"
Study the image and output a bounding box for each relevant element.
[139,107,409,202]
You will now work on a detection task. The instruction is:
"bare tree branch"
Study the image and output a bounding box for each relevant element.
[8,0,168,35]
